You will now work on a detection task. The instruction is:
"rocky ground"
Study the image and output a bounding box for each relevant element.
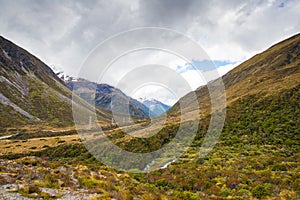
[0,158,99,200]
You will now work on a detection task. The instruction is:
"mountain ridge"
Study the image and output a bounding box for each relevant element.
[66,78,152,119]
[0,36,112,128]
[168,33,300,118]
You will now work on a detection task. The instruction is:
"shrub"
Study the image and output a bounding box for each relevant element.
[79,177,103,189]
[237,189,251,198]
[272,163,287,171]
[155,179,169,188]
[252,184,271,198]
[196,157,209,164]
[18,185,41,198]
[174,191,200,200]
[42,173,61,189]
[220,189,232,196]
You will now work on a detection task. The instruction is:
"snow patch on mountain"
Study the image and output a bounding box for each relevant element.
[2,49,11,61]
[0,92,40,121]
[138,97,171,118]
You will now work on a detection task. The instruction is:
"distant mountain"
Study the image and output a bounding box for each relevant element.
[67,79,151,119]
[0,36,111,128]
[138,97,170,118]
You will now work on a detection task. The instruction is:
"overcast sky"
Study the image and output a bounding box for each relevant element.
[0,0,299,105]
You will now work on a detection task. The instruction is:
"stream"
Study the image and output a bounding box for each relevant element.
[0,135,14,140]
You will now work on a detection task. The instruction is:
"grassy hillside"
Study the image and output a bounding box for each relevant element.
[0,34,299,199]
[169,33,300,117]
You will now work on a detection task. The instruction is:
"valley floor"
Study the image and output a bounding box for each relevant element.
[0,126,298,200]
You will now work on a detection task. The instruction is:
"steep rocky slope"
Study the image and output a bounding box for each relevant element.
[0,36,111,128]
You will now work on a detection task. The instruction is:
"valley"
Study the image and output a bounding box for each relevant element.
[0,31,299,200]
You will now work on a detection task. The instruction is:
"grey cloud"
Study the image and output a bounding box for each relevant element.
[0,0,299,88]
[138,0,199,27]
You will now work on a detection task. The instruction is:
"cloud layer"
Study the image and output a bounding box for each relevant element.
[0,0,299,104]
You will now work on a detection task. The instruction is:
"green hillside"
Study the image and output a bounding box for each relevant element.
[0,34,299,199]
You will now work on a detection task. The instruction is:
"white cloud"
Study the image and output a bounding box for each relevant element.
[217,62,240,76]
[0,0,299,104]
[180,70,206,90]
[131,84,178,106]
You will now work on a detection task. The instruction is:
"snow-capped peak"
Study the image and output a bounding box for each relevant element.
[138,97,156,103]
[137,97,171,118]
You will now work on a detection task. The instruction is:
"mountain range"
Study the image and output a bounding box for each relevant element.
[0,35,174,129]
[138,97,170,118]
[66,79,153,119]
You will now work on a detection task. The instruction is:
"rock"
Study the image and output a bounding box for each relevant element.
[2,184,19,192]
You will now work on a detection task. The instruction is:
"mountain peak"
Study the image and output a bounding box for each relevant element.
[138,98,171,117]
[138,97,156,102]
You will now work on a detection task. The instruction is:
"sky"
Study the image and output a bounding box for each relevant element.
[0,0,299,105]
